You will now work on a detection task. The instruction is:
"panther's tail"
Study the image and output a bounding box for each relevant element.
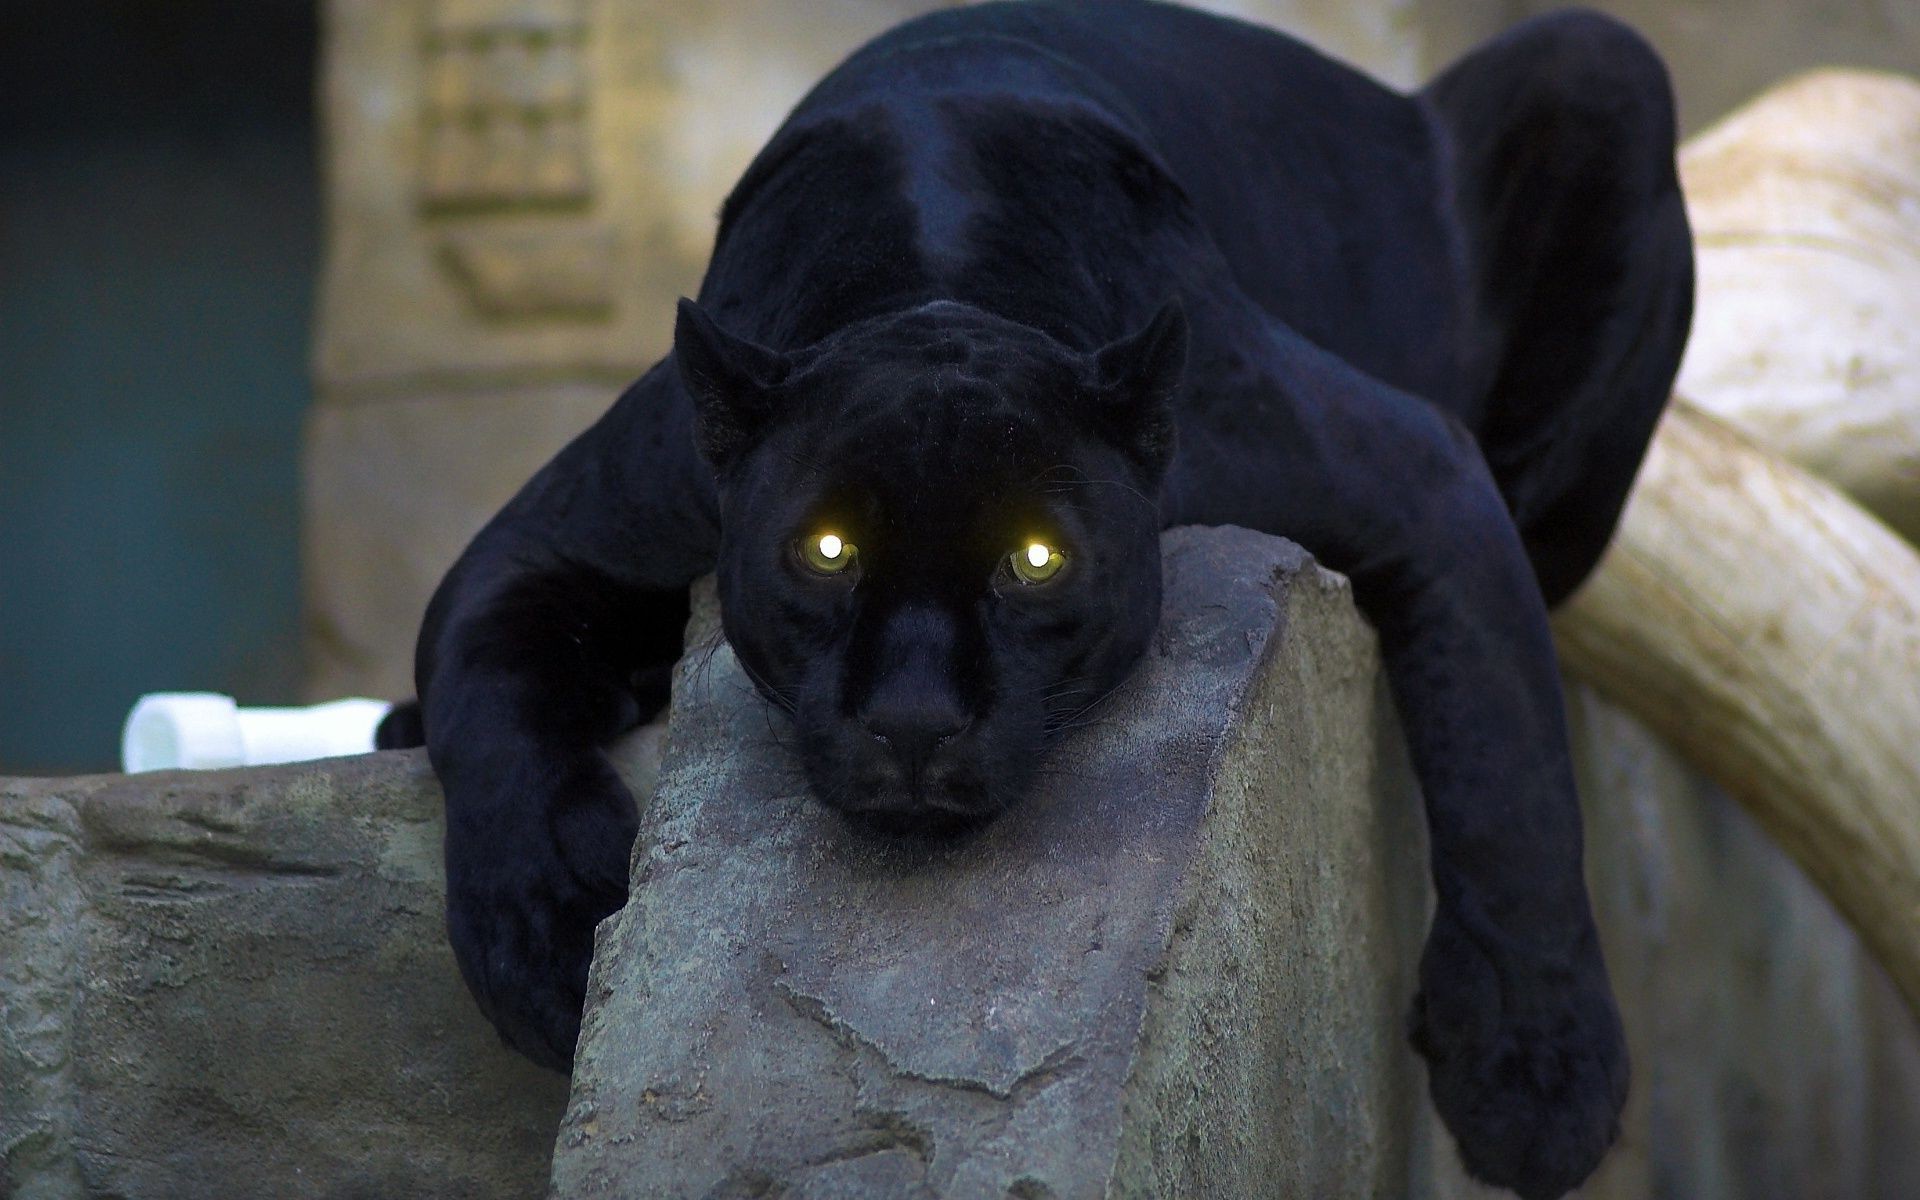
[375,699,426,749]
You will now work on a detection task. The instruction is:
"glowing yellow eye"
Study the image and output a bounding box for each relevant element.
[1010,541,1066,584]
[799,532,857,574]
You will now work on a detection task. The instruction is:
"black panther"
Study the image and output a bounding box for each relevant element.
[383,3,1692,1196]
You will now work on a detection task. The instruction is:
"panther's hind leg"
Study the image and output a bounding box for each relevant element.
[1424,9,1694,607]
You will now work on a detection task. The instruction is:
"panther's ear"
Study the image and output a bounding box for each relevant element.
[674,298,791,469]
[1089,299,1187,475]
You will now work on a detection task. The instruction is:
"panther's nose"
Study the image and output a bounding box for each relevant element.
[863,705,970,773]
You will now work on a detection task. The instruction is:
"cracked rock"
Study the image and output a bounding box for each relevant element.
[8,527,1920,1197]
[551,526,1432,1197]
[0,752,578,1199]
[553,525,1920,1198]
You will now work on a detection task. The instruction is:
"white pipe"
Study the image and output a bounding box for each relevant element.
[121,693,393,773]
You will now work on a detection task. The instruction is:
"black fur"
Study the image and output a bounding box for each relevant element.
[397,5,1691,1196]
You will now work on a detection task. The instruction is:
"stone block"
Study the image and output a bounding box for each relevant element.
[0,753,576,1199]
[551,525,1920,1198]
[548,526,1427,1197]
[1674,69,1920,544]
[7,527,1920,1196]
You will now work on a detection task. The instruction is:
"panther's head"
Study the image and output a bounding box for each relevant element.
[675,297,1186,833]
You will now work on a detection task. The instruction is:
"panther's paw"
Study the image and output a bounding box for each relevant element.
[443,752,638,1072]
[1411,908,1628,1200]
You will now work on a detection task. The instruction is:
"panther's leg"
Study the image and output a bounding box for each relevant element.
[1423,9,1694,606]
[413,361,718,1070]
[1171,303,1624,1200]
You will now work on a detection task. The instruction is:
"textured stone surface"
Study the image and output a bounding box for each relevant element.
[1564,686,1920,1200]
[1674,69,1920,545]
[0,753,580,1199]
[553,526,1920,1199]
[551,525,1429,1198]
[6,528,1920,1196]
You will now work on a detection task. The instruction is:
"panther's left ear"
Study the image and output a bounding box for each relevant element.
[674,298,792,470]
[1088,299,1187,476]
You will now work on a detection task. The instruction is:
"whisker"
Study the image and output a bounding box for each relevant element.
[1028,462,1157,510]
[733,652,799,715]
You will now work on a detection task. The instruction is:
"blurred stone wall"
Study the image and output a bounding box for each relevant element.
[306,0,1917,700]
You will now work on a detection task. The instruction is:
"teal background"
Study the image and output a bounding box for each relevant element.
[0,2,318,773]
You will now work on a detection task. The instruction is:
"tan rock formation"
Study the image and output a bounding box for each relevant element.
[1677,69,1920,544]
[1548,71,1920,1025]
[1552,402,1920,1027]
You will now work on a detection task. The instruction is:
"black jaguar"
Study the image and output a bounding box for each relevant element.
[383,5,1693,1196]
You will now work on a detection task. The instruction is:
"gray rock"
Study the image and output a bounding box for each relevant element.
[7,525,1920,1198]
[551,526,1433,1198]
[0,751,579,1199]
[552,525,1920,1199]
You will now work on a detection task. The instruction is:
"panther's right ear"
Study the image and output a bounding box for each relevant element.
[673,298,791,469]
[1087,299,1187,477]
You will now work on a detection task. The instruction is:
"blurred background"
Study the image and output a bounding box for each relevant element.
[2,0,1917,775]
[1,0,316,773]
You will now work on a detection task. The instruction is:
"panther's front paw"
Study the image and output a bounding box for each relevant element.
[443,753,638,1072]
[1411,907,1628,1200]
